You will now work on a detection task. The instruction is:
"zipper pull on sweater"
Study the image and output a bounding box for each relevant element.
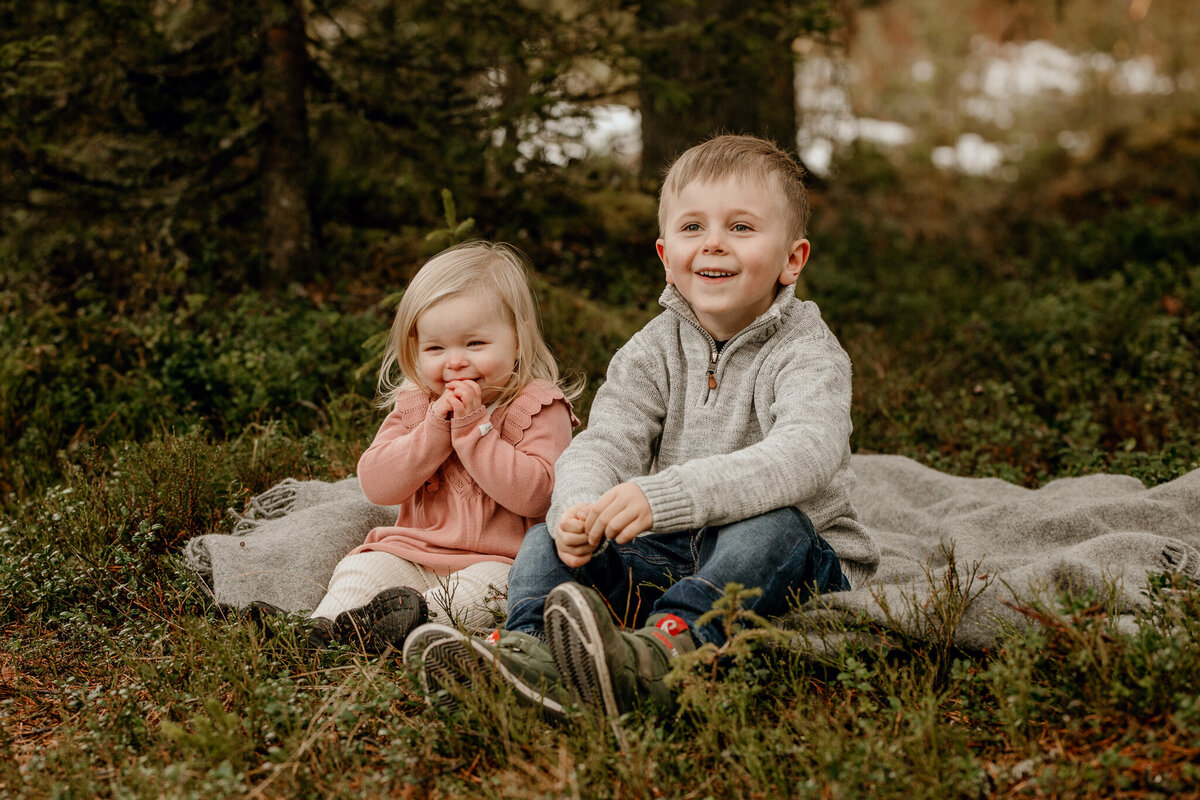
[706,348,718,390]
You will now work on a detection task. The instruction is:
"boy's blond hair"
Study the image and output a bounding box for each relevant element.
[377,241,579,411]
[658,134,811,241]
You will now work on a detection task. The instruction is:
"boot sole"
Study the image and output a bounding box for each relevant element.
[335,586,427,652]
[402,623,572,721]
[403,623,474,709]
[544,583,622,718]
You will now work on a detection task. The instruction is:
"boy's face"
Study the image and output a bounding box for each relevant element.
[656,174,809,341]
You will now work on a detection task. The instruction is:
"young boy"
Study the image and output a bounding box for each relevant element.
[403,135,879,719]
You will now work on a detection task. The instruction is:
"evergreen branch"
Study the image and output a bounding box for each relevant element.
[3,122,260,209]
[306,61,422,131]
[126,53,253,82]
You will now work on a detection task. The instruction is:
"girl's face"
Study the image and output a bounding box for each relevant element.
[415,292,518,403]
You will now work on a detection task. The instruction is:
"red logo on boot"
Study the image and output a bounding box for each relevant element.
[486,629,501,644]
[656,614,688,636]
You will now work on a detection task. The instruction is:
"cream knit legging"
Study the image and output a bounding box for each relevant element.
[311,551,510,633]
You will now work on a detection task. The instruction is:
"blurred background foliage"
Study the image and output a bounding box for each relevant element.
[2,0,1199,504]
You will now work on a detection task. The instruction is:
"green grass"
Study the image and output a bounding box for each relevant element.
[3,185,1200,796]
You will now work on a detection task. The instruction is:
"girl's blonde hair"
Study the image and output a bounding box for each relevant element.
[377,241,579,411]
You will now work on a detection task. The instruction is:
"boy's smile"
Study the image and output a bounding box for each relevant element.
[656,175,809,341]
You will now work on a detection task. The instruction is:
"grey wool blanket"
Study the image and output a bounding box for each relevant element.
[184,455,1200,648]
[782,454,1200,651]
[184,477,398,614]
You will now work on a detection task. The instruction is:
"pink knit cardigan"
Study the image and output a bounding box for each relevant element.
[354,380,576,573]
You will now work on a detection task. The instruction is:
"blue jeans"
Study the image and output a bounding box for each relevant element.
[505,507,851,646]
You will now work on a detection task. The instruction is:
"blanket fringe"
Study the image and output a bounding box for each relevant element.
[226,478,302,535]
[182,538,215,596]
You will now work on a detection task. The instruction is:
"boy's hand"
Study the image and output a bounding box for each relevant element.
[585,483,652,545]
[445,379,483,418]
[555,503,595,567]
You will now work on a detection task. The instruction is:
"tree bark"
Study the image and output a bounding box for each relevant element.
[261,0,312,288]
[637,1,799,178]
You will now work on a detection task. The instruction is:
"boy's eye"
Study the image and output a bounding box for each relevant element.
[732,223,752,232]
[682,222,702,232]
[468,340,486,347]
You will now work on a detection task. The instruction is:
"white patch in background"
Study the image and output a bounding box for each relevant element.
[802,138,835,175]
[582,105,642,160]
[1056,130,1091,157]
[932,134,1003,176]
[795,56,915,175]
[931,145,957,171]
[911,60,936,83]
[512,103,642,169]
[1112,56,1175,95]
[858,119,916,147]
[507,37,1176,175]
[975,38,1084,98]
[795,38,1177,177]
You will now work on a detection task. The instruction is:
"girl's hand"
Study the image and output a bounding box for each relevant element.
[445,379,483,417]
[430,390,456,420]
[556,503,595,567]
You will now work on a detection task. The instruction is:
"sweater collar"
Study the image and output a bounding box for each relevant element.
[659,283,797,342]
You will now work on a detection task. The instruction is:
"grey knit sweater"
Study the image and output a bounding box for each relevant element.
[548,284,880,589]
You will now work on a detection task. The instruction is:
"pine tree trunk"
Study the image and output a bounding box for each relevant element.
[261,0,312,288]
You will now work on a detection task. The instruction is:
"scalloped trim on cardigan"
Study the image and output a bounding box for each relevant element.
[499,380,578,445]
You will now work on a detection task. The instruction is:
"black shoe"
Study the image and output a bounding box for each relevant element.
[247,600,286,621]
[333,587,428,653]
[245,601,335,649]
[236,600,287,639]
[306,617,336,648]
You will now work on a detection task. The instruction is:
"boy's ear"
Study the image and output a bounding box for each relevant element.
[778,238,811,286]
[656,239,675,285]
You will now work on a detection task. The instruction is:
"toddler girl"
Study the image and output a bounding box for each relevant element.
[310,241,578,651]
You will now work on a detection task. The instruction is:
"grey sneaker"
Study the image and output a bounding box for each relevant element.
[333,587,428,653]
[402,623,573,720]
[544,582,696,716]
